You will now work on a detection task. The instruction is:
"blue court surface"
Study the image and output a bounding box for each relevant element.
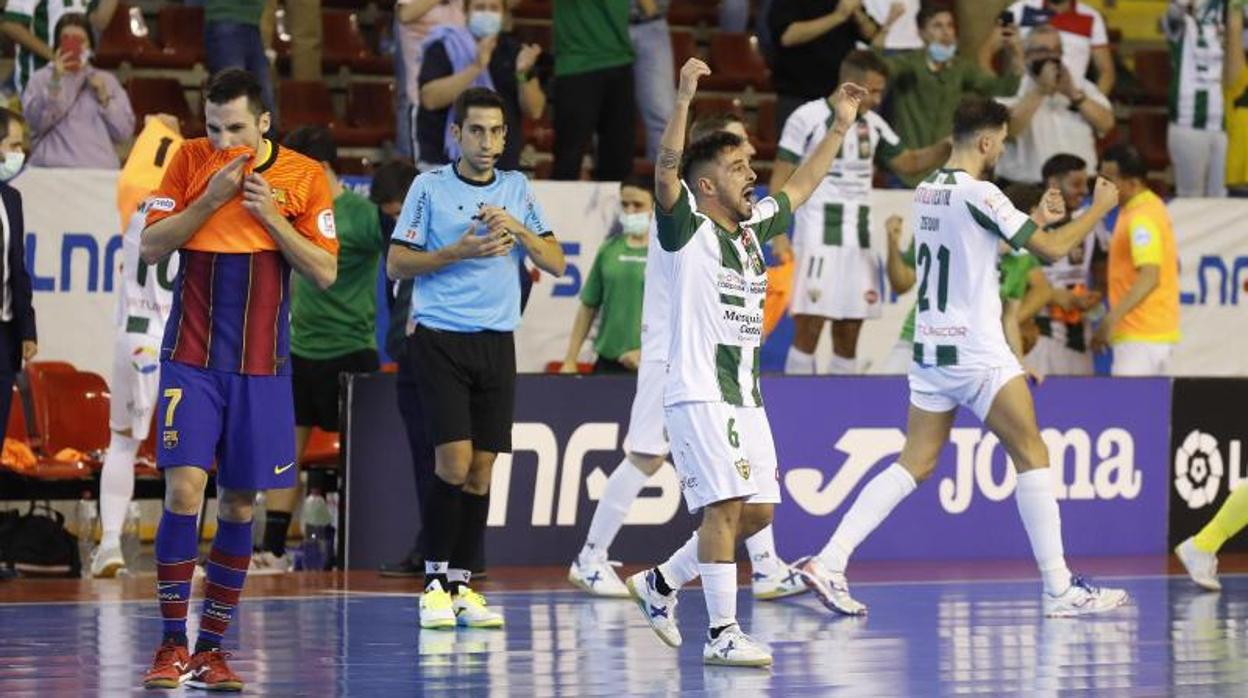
[1,573,1246,696]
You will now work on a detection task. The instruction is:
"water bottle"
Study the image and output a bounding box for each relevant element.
[75,494,98,577]
[301,491,333,571]
[121,502,142,570]
[252,492,268,549]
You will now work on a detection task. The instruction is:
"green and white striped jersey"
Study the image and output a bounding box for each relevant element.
[2,0,96,93]
[656,185,792,407]
[1165,1,1226,131]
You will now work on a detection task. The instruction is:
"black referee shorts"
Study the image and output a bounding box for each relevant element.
[409,325,516,454]
[292,349,380,431]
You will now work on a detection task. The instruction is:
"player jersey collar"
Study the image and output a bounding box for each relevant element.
[453,160,497,187]
[254,139,280,174]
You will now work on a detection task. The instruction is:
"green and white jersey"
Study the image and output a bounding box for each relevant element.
[910,169,1038,368]
[1165,1,1225,131]
[2,0,95,93]
[656,186,793,407]
[777,102,903,250]
[117,204,179,334]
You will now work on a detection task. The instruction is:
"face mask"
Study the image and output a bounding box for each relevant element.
[468,11,503,39]
[0,151,24,181]
[927,41,956,64]
[619,211,650,236]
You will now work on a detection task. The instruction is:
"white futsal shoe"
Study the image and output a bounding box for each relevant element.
[1175,538,1222,591]
[248,551,291,576]
[568,555,630,598]
[625,568,682,647]
[795,556,867,616]
[90,543,127,578]
[1043,576,1129,617]
[702,624,772,668]
[751,563,809,600]
[453,587,505,629]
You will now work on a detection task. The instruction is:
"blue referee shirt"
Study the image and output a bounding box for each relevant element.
[391,164,552,332]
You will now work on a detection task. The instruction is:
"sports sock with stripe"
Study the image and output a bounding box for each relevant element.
[155,509,199,647]
[422,475,463,590]
[449,491,489,594]
[1193,484,1248,554]
[195,518,252,654]
[744,524,783,578]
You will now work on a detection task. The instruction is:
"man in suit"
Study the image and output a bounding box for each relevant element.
[0,107,37,434]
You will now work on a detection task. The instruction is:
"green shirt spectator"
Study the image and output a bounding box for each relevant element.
[553,0,633,77]
[0,0,108,93]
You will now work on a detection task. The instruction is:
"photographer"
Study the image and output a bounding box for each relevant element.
[996,24,1113,185]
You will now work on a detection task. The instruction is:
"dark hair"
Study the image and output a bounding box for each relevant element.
[952,96,1010,142]
[52,12,94,51]
[370,160,419,205]
[620,174,654,195]
[452,87,506,127]
[917,4,954,31]
[204,68,267,116]
[0,108,21,138]
[1041,153,1088,182]
[1003,182,1045,214]
[283,126,337,166]
[681,131,744,185]
[689,112,746,146]
[1101,143,1148,180]
[840,49,890,81]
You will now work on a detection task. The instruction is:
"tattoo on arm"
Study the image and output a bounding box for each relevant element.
[658,147,681,171]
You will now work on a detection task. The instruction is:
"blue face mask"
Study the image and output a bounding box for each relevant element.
[0,151,24,182]
[468,11,502,39]
[927,41,957,64]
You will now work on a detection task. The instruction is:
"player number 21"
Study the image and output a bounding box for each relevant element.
[916,243,950,313]
[163,388,183,428]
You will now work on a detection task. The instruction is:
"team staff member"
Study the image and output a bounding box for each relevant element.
[387,87,565,630]
[560,175,652,374]
[0,109,37,446]
[252,126,387,574]
[1092,145,1180,375]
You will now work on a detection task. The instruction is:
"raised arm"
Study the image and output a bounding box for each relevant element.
[1025,178,1118,263]
[887,140,953,176]
[1227,5,1245,89]
[657,58,711,211]
[778,82,866,210]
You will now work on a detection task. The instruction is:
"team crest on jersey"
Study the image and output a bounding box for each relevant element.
[864,289,879,304]
[163,429,179,449]
[270,187,289,206]
[130,346,160,375]
[735,458,751,480]
[317,209,337,239]
[808,288,822,303]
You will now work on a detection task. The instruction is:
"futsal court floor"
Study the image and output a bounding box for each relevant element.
[1,556,1245,696]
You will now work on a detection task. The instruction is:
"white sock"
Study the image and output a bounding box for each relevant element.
[580,458,649,562]
[99,432,141,549]
[447,568,470,586]
[699,562,737,631]
[744,525,783,577]
[1015,469,1072,596]
[826,354,858,374]
[784,346,816,375]
[658,532,700,588]
[818,463,917,572]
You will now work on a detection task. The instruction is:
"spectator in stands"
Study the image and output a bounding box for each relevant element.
[876,4,1022,187]
[417,0,545,172]
[253,126,386,574]
[551,0,635,181]
[0,109,37,436]
[0,0,115,95]
[769,0,879,131]
[1227,1,1248,195]
[1007,0,1115,96]
[1093,144,1180,376]
[204,0,275,122]
[395,0,466,160]
[284,0,323,82]
[995,24,1113,184]
[21,13,134,169]
[866,0,922,52]
[1164,0,1229,197]
[560,176,652,374]
[628,0,675,163]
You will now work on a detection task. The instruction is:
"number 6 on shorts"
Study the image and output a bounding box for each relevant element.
[727,417,740,448]
[163,387,183,428]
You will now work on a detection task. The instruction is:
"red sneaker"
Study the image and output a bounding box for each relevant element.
[142,641,191,689]
[185,649,244,692]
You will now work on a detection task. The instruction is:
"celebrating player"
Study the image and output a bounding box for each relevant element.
[625,57,864,667]
[568,114,805,602]
[797,97,1129,619]
[139,69,339,691]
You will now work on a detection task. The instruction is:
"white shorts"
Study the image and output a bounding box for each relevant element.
[790,245,882,320]
[622,359,669,457]
[879,340,913,374]
[909,362,1024,422]
[108,331,163,439]
[1024,335,1093,376]
[1111,342,1173,376]
[664,402,780,514]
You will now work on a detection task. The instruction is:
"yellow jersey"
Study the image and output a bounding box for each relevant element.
[117,118,184,227]
[1107,189,1180,345]
[1226,68,1248,187]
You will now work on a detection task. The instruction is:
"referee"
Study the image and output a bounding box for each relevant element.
[387,87,565,630]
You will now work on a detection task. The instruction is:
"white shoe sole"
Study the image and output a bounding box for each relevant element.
[1175,543,1222,592]
[1044,591,1130,618]
[92,560,126,579]
[703,653,773,667]
[625,575,681,648]
[797,568,866,616]
[752,583,808,601]
[420,614,457,630]
[567,568,631,598]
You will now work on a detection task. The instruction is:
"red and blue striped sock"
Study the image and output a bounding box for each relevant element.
[195,518,252,654]
[155,509,199,647]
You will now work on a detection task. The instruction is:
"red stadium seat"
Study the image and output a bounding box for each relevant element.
[690,95,744,122]
[335,82,397,147]
[1131,49,1171,106]
[24,361,75,447]
[322,10,393,74]
[302,428,340,467]
[668,0,719,27]
[523,114,555,153]
[155,4,205,67]
[39,371,111,463]
[126,77,202,137]
[702,33,771,91]
[511,0,552,20]
[6,385,26,441]
[279,80,338,133]
[95,3,198,69]
[1129,111,1170,172]
[670,30,698,77]
[512,23,552,55]
[754,99,779,161]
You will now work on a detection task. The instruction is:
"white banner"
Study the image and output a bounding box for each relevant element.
[12,169,1247,379]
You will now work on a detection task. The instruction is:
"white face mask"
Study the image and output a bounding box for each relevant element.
[619,211,650,236]
[0,151,25,181]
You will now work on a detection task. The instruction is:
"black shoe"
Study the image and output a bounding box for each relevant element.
[379,555,423,578]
